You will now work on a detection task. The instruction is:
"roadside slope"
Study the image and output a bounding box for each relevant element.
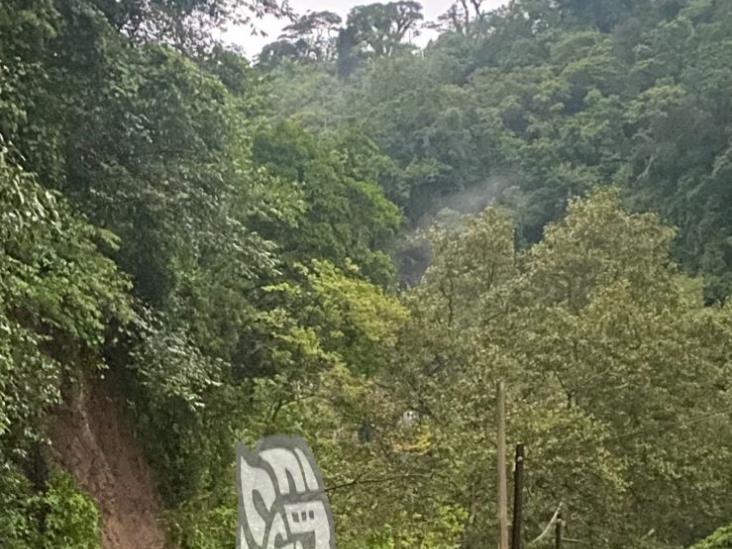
[51,377,167,549]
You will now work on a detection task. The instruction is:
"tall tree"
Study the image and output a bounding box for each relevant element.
[336,0,424,74]
[260,10,342,65]
[432,0,487,34]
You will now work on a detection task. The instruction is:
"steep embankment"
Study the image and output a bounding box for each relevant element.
[51,376,167,548]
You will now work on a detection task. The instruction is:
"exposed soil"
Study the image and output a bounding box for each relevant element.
[51,375,168,549]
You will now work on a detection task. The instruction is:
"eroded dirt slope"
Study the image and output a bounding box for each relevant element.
[51,376,167,549]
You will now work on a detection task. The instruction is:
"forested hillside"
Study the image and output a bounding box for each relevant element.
[1,0,731,548]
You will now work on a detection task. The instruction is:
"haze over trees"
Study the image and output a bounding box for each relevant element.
[1,0,731,547]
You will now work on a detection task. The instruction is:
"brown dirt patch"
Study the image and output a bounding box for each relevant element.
[51,375,168,549]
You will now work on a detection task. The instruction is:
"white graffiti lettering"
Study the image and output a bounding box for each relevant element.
[237,437,336,549]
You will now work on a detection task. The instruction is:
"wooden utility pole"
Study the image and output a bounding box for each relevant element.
[497,382,509,549]
[511,444,525,549]
[555,512,563,549]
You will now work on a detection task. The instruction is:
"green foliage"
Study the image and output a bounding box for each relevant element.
[41,473,101,549]
[252,122,402,286]
[0,470,101,548]
[167,494,238,549]
[258,192,732,548]
[0,468,43,548]
[0,147,130,469]
[691,524,732,549]
[280,260,408,375]
[0,135,123,546]
[266,0,732,300]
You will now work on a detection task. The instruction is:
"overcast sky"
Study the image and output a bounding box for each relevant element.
[223,0,508,59]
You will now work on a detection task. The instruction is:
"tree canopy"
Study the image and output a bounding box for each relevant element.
[2,0,732,547]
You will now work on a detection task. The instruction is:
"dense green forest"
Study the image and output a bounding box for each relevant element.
[1,0,732,547]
